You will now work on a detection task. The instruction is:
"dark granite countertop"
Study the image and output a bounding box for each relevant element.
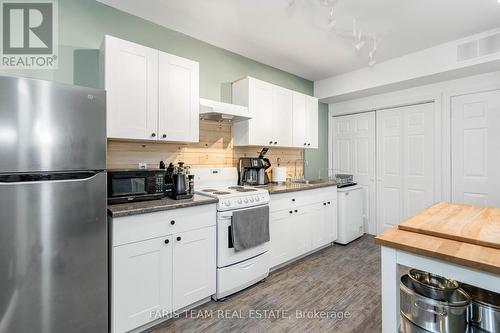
[108,194,218,218]
[261,180,338,195]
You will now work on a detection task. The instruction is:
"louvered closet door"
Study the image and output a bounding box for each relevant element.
[332,112,376,235]
[376,103,435,233]
[451,90,500,207]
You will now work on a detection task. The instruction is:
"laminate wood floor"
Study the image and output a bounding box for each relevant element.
[149,235,381,333]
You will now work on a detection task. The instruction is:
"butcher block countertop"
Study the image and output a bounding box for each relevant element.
[398,202,500,249]
[375,227,500,275]
[375,202,500,275]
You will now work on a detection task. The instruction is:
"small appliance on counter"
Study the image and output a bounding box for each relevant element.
[238,148,271,186]
[169,161,194,200]
[335,174,357,188]
[107,169,166,204]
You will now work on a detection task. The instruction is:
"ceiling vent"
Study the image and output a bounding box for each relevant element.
[457,32,500,62]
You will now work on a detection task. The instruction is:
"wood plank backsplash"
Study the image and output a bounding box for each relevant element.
[107,120,304,178]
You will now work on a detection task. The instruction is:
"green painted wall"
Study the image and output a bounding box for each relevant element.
[0,0,328,178]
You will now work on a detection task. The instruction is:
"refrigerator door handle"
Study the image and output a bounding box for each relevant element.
[0,171,103,184]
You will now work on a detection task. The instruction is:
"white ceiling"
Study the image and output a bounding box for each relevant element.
[98,0,500,81]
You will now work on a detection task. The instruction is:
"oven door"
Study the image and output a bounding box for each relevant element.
[217,205,270,268]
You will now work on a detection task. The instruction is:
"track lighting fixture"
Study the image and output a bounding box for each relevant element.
[328,7,337,31]
[355,32,365,51]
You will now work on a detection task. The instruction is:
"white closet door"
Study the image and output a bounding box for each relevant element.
[332,112,376,235]
[376,103,435,233]
[451,90,500,207]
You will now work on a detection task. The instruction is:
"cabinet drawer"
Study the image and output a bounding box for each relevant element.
[112,204,216,246]
[270,187,337,212]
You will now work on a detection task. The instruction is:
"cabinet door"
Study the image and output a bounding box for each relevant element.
[309,203,328,250]
[112,236,172,333]
[324,199,338,243]
[249,78,274,146]
[172,226,216,311]
[105,36,159,140]
[292,92,308,148]
[306,96,319,148]
[158,52,199,142]
[272,86,293,146]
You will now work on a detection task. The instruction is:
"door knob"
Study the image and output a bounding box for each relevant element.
[164,239,169,244]
[176,236,181,241]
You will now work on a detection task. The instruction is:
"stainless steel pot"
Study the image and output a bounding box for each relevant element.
[461,283,500,333]
[401,274,471,333]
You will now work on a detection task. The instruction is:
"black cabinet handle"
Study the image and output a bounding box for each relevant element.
[170,220,175,225]
[151,133,156,137]
[164,239,169,244]
[328,201,331,204]
[304,143,307,146]
[177,236,182,241]
[162,134,167,138]
[294,209,298,213]
[307,143,311,146]
[289,210,293,214]
[274,141,277,145]
[292,198,295,202]
[323,202,327,206]
[269,140,273,144]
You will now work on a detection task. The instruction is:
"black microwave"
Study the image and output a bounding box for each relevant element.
[107,170,165,204]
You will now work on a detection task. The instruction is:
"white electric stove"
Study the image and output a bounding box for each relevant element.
[193,167,270,300]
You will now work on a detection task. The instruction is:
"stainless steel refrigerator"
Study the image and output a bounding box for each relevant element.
[0,75,108,333]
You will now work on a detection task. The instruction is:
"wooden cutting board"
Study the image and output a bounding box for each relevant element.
[398,202,500,250]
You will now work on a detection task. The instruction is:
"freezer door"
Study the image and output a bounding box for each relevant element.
[0,75,106,173]
[0,171,108,333]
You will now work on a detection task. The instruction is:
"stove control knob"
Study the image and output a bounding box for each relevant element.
[243,198,248,204]
[237,199,243,204]
[255,196,260,202]
[249,197,254,202]
[225,200,231,207]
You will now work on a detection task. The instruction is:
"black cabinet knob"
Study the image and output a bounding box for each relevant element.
[274,141,277,145]
[292,198,295,202]
[307,143,311,146]
[151,133,156,137]
[327,201,331,204]
[269,140,273,144]
[176,236,181,241]
[289,210,293,214]
[294,209,298,213]
[170,220,175,225]
[323,202,327,206]
[162,134,167,138]
[164,239,169,244]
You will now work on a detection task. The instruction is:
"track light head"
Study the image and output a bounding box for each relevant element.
[355,32,365,51]
[327,7,337,31]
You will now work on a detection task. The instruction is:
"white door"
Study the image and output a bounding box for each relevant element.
[376,103,435,233]
[158,52,199,142]
[332,112,376,234]
[105,36,158,140]
[451,90,500,207]
[306,96,319,148]
[272,86,293,146]
[172,226,216,311]
[112,236,172,333]
[249,78,274,146]
[292,92,307,148]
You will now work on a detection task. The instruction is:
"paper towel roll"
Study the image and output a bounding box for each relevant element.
[272,167,287,183]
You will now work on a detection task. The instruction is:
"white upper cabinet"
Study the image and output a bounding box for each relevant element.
[102,35,159,140]
[158,52,199,142]
[272,86,293,146]
[102,35,199,143]
[232,77,318,148]
[292,92,318,148]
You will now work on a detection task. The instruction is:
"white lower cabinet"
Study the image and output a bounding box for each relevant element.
[269,188,338,268]
[172,226,216,310]
[111,204,216,333]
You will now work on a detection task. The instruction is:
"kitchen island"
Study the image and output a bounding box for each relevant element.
[375,202,500,333]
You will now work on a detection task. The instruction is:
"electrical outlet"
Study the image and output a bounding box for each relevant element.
[138,162,147,169]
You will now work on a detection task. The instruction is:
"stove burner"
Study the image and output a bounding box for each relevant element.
[228,186,244,190]
[201,189,218,192]
[213,191,231,195]
[236,188,257,192]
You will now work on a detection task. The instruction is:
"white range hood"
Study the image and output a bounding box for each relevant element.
[199,98,251,123]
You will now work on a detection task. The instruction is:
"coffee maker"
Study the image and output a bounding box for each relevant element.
[167,161,193,200]
[238,148,271,186]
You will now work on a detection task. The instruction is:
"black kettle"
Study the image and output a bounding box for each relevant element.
[172,162,187,196]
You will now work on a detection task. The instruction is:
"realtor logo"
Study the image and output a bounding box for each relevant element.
[1,0,58,68]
